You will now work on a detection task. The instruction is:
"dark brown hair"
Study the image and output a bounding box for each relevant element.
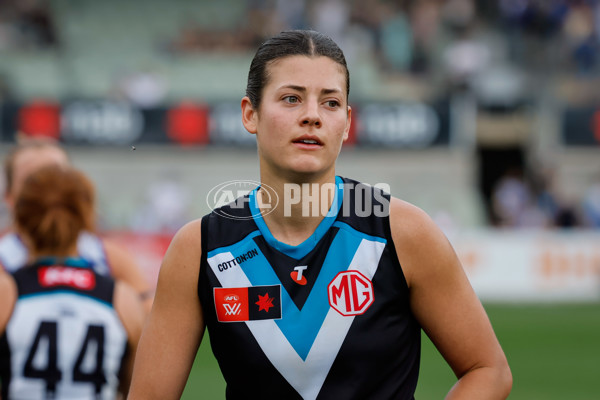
[14,165,95,257]
[246,30,350,109]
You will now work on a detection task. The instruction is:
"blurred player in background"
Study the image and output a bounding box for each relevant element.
[0,165,144,399]
[0,138,154,311]
[129,30,511,399]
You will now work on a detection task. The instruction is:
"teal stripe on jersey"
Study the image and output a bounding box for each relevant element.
[230,226,363,360]
[18,291,114,309]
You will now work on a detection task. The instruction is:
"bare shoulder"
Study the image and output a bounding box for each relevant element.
[0,272,17,334]
[163,218,202,265]
[388,196,457,286]
[389,196,446,252]
[170,218,202,251]
[127,218,205,399]
[156,218,203,286]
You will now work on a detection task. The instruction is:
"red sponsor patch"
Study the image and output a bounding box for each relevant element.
[214,287,249,322]
[214,285,282,322]
[38,266,96,290]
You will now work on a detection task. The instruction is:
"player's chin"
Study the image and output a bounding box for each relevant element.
[289,157,328,173]
[287,164,336,181]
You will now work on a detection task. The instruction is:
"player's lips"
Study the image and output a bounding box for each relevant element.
[292,135,323,148]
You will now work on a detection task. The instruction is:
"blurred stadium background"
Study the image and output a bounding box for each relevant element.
[0,0,599,398]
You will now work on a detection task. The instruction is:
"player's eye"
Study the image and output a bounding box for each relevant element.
[283,95,299,104]
[326,100,340,108]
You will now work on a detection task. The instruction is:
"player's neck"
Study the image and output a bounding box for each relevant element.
[29,245,78,263]
[257,172,337,246]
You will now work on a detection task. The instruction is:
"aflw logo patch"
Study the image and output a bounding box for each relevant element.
[214,285,282,322]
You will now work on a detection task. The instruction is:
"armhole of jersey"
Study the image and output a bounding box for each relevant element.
[383,194,410,293]
[0,332,11,400]
[198,216,208,301]
[116,341,130,390]
[108,277,117,307]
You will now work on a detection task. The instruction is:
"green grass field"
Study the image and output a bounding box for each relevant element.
[181,303,600,399]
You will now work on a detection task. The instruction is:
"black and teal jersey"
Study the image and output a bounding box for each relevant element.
[199,176,421,399]
[0,258,128,400]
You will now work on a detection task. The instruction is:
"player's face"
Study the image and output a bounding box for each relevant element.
[5,147,69,209]
[243,55,351,181]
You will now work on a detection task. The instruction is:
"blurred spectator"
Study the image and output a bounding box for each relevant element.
[582,176,600,228]
[498,0,568,66]
[0,72,14,102]
[442,0,476,31]
[15,0,58,48]
[491,167,552,228]
[309,0,350,47]
[273,0,307,30]
[0,11,16,50]
[0,0,58,50]
[491,168,531,227]
[116,68,168,109]
[240,0,279,49]
[595,1,600,42]
[553,198,580,228]
[379,4,413,72]
[471,63,528,110]
[168,18,205,53]
[562,1,598,74]
[409,0,443,74]
[349,0,386,47]
[442,24,493,92]
[528,163,582,229]
[531,164,561,226]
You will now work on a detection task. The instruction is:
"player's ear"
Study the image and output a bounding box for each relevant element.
[241,96,258,135]
[342,105,352,142]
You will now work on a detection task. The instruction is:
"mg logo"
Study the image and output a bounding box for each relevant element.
[328,270,374,316]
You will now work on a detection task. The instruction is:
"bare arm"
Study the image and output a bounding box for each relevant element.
[127,219,205,400]
[0,272,16,334]
[114,281,145,397]
[0,272,17,400]
[104,238,154,313]
[390,198,512,399]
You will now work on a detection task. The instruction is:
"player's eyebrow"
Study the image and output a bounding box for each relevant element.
[279,85,342,96]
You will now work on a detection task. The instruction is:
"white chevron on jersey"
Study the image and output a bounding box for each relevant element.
[207,238,386,400]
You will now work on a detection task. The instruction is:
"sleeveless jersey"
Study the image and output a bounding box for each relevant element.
[0,232,111,276]
[199,176,421,400]
[0,258,128,400]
